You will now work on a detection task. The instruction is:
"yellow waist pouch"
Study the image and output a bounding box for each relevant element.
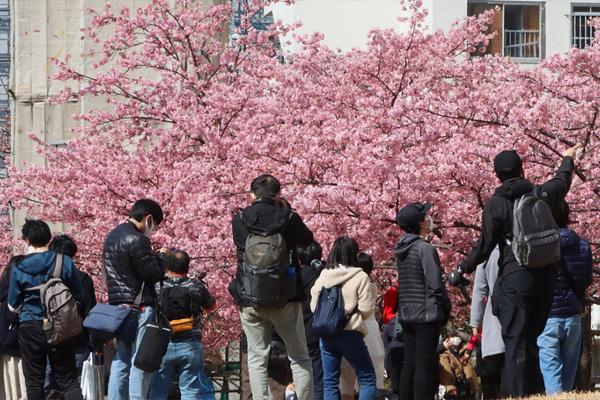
[169,318,194,333]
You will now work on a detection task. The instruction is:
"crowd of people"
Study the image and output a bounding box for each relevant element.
[0,143,594,400]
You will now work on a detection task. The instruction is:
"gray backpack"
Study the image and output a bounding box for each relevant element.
[27,254,83,345]
[509,187,561,269]
[239,212,297,306]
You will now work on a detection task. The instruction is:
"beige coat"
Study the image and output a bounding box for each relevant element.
[310,266,377,336]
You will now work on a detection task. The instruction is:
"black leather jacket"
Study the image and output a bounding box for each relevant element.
[103,222,167,306]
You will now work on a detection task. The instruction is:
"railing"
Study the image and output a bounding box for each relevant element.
[572,13,600,49]
[504,29,541,60]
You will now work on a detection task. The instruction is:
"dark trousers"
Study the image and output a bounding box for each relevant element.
[492,267,557,398]
[18,320,83,400]
[399,322,440,400]
[386,344,404,394]
[476,350,504,400]
[309,343,324,400]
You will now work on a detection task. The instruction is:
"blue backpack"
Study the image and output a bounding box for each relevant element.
[312,286,353,337]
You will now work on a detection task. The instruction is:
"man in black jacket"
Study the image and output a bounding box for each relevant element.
[104,199,168,400]
[449,145,579,397]
[230,174,314,400]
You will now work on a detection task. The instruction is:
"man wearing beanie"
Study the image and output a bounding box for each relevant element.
[449,145,580,397]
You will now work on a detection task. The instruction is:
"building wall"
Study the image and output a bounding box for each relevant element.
[270,0,595,59]
[8,0,224,235]
[269,0,467,52]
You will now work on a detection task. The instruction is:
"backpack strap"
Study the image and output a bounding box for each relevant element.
[132,282,145,311]
[53,254,63,279]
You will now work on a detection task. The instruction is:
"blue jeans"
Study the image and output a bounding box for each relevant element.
[199,368,216,400]
[148,339,206,400]
[320,331,376,400]
[108,306,154,400]
[537,315,582,395]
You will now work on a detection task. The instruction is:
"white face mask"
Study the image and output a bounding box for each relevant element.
[450,337,462,348]
[26,245,35,255]
[425,215,437,232]
[144,216,155,238]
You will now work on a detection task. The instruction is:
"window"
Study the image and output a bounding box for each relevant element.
[468,2,544,62]
[572,4,600,49]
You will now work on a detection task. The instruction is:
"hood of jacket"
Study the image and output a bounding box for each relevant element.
[494,178,534,200]
[16,252,57,275]
[317,266,364,289]
[394,234,423,261]
[240,198,292,236]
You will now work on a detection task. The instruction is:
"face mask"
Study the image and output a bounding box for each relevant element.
[144,217,155,238]
[450,337,462,348]
[26,245,35,255]
[425,215,436,231]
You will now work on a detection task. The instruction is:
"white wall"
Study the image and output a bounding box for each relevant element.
[269,0,467,53]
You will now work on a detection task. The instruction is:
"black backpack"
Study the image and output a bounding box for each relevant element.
[161,285,193,321]
[239,212,297,306]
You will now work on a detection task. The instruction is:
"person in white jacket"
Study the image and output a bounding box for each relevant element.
[311,236,377,400]
[339,253,385,399]
[470,247,505,399]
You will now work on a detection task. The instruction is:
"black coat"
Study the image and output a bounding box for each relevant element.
[459,156,574,276]
[0,272,19,356]
[103,222,167,306]
[230,198,314,307]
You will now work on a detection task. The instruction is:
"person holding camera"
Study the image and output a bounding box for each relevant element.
[148,250,216,400]
[449,146,579,397]
[103,199,169,400]
[230,174,315,400]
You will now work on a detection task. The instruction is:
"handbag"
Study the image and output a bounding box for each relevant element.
[134,284,171,373]
[83,284,144,343]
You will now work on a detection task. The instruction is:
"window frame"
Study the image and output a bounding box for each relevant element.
[467,1,546,63]
[571,3,600,49]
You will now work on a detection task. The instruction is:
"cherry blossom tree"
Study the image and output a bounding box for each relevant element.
[1,0,598,343]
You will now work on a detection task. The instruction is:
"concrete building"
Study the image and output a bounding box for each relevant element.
[270,0,600,63]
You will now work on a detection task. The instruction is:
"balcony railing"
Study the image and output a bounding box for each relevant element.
[504,29,541,60]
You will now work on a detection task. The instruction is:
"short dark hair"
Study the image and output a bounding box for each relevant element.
[129,199,164,225]
[554,201,570,228]
[250,174,281,199]
[22,219,52,247]
[327,236,359,269]
[49,235,78,258]
[357,252,374,276]
[296,241,323,266]
[168,250,190,274]
[495,169,523,182]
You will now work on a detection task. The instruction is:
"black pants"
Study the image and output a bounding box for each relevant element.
[386,344,404,394]
[399,322,440,400]
[476,350,504,400]
[492,267,557,398]
[18,320,83,400]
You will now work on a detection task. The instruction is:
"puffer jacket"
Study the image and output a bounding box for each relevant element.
[103,222,167,306]
[549,228,593,317]
[310,266,376,337]
[395,234,450,325]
